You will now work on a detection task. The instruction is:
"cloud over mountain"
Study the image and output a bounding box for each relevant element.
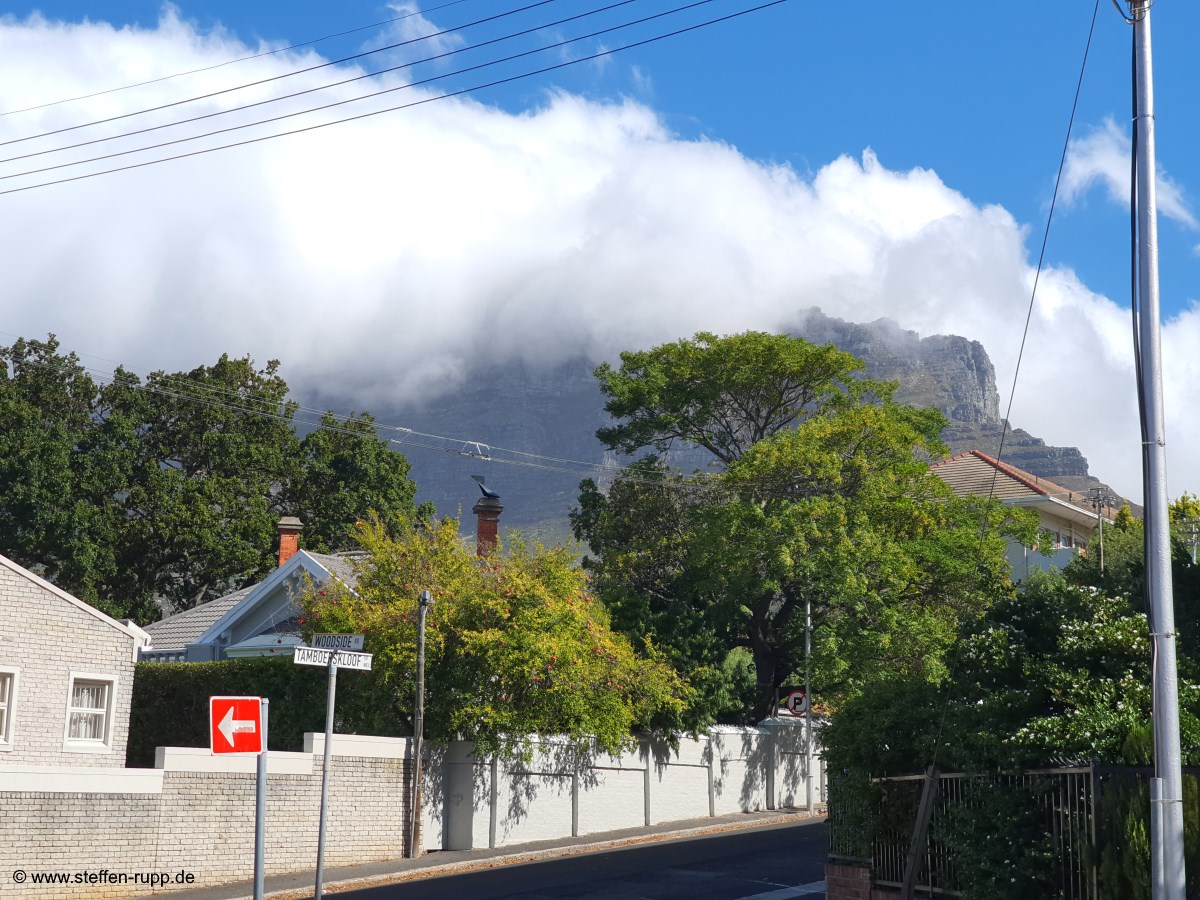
[1,9,1195,502]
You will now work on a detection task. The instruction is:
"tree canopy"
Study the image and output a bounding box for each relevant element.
[0,335,422,623]
[297,517,686,755]
[575,331,1035,723]
[594,330,889,465]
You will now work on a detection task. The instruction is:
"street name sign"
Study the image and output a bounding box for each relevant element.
[293,646,373,671]
[210,696,263,754]
[311,633,364,651]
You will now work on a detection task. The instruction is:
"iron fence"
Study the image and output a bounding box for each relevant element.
[828,766,1200,899]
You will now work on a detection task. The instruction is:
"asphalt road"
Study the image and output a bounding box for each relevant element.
[339,819,827,900]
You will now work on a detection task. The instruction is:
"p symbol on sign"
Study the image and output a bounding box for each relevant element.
[784,689,808,716]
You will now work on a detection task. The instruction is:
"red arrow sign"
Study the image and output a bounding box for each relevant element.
[210,696,263,754]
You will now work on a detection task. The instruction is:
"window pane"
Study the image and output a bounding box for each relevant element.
[68,679,110,744]
[0,673,9,706]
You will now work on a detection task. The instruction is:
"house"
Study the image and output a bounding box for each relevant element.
[0,551,149,766]
[930,449,1118,579]
[141,519,360,663]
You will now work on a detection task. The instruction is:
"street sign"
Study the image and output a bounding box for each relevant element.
[311,633,364,651]
[293,646,373,671]
[210,696,263,754]
[782,688,808,716]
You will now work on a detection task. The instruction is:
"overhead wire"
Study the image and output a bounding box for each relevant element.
[0,0,560,147]
[927,0,1103,771]
[0,0,789,196]
[0,335,691,487]
[0,0,480,118]
[0,0,646,169]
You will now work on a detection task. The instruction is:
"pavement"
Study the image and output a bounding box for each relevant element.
[145,806,827,900]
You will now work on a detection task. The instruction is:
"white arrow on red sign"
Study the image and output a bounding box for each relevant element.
[218,706,257,747]
[210,696,263,754]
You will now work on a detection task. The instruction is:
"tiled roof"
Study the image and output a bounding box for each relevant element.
[142,551,362,651]
[307,552,362,590]
[929,450,1098,516]
[143,585,254,650]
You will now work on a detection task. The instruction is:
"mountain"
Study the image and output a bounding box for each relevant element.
[373,310,1118,537]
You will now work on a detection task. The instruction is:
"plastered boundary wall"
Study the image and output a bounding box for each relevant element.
[0,722,821,899]
[438,719,823,850]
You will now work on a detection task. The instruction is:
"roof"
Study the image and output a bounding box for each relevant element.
[929,450,1114,522]
[305,552,362,590]
[146,550,363,652]
[143,585,254,650]
[0,552,148,651]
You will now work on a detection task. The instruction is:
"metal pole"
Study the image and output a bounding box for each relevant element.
[314,652,338,898]
[1131,5,1186,898]
[253,698,269,900]
[408,590,432,858]
[804,598,813,813]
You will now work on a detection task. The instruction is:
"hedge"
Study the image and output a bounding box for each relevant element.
[126,656,408,767]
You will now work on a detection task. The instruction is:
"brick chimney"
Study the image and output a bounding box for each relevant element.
[472,496,503,556]
[277,517,303,567]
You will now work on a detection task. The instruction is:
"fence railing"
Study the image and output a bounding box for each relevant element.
[828,766,1200,899]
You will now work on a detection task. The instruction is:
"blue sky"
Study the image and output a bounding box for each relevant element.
[8,1,1196,313]
[0,0,1197,499]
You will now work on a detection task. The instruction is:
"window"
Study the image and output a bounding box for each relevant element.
[0,668,16,749]
[64,675,115,751]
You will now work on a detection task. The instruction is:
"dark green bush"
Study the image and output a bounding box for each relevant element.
[126,657,406,767]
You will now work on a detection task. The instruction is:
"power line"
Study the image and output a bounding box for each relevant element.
[0,0,644,169]
[0,0,480,118]
[1,336,689,487]
[0,0,788,197]
[0,0,560,147]
[0,0,713,182]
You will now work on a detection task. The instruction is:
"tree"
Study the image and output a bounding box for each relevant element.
[576,332,1032,722]
[823,569,1200,776]
[297,517,687,755]
[594,330,889,465]
[285,410,428,553]
[0,336,424,623]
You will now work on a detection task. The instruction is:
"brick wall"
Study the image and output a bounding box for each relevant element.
[0,745,412,899]
[0,560,140,767]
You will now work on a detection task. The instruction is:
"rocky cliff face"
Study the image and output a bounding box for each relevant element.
[369,311,1113,533]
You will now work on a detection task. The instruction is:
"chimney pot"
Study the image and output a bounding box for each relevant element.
[277,516,303,568]
[472,497,503,556]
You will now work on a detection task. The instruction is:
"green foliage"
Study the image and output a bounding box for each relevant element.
[594,330,891,465]
[297,517,688,756]
[936,781,1059,900]
[577,331,1025,724]
[126,656,393,766]
[825,570,1200,776]
[0,335,421,622]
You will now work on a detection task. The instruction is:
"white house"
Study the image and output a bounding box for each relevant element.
[0,552,149,767]
[141,519,360,662]
[930,449,1118,579]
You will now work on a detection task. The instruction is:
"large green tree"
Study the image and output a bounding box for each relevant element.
[298,517,686,755]
[0,336,421,622]
[575,331,1034,723]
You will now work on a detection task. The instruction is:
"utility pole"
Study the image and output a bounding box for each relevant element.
[1087,488,1112,573]
[1129,3,1185,897]
[408,589,433,858]
[804,598,813,813]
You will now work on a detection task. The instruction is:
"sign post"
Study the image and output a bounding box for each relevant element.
[293,636,369,899]
[208,696,267,899]
[253,698,268,900]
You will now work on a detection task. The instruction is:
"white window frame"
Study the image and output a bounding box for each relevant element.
[0,667,18,751]
[63,672,116,753]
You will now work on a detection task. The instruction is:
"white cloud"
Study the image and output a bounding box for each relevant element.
[0,12,1195,503]
[1063,117,1197,229]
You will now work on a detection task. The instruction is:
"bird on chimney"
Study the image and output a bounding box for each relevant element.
[471,475,501,499]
